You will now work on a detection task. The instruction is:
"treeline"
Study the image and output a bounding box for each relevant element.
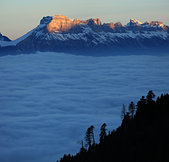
[57,91,169,162]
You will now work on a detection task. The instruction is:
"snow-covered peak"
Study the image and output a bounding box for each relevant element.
[127,19,142,26]
[142,21,165,28]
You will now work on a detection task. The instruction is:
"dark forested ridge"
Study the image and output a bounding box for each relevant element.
[57,91,169,162]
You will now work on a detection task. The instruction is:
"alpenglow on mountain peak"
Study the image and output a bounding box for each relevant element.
[40,15,167,33]
[0,15,169,55]
[44,15,101,32]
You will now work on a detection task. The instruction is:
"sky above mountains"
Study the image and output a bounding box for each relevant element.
[0,0,169,40]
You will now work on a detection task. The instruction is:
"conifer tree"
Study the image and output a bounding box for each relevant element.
[80,140,86,153]
[146,90,155,103]
[85,125,95,148]
[128,101,135,118]
[99,123,107,142]
[136,96,146,113]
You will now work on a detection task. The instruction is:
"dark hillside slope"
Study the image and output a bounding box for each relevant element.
[58,91,169,162]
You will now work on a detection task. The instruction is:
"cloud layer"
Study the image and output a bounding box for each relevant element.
[0,52,169,162]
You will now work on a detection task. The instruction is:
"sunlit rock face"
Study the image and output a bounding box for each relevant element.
[47,15,101,32]
[103,23,115,29]
[127,19,142,26]
[145,21,164,27]
[73,19,87,25]
[87,18,101,25]
[47,15,74,32]
[142,21,167,31]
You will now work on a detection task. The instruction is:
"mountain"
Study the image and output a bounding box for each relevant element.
[127,19,143,26]
[0,33,18,55]
[0,33,11,44]
[0,33,11,42]
[0,15,169,55]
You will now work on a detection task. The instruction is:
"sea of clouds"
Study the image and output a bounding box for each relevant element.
[0,52,169,162]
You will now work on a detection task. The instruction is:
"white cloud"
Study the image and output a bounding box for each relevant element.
[0,52,169,162]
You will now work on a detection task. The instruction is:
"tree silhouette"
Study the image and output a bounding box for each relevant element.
[121,104,126,120]
[99,123,107,142]
[85,125,95,148]
[136,96,146,113]
[90,125,95,145]
[128,101,135,118]
[146,90,155,104]
[80,140,86,153]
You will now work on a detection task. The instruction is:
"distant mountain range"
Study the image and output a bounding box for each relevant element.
[0,15,169,55]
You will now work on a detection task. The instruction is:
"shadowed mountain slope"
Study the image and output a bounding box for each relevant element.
[58,91,169,162]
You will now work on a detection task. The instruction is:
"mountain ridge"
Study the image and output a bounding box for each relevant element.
[0,15,169,55]
[0,33,11,42]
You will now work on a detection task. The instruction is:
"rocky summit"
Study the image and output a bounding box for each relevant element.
[47,15,101,32]
[47,15,74,32]
[0,15,169,55]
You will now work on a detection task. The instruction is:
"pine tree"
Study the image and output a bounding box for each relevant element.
[128,101,135,118]
[136,96,146,113]
[99,123,107,142]
[85,125,95,148]
[90,125,95,145]
[80,140,86,153]
[146,90,155,104]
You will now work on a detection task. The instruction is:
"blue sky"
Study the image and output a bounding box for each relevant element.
[0,0,169,40]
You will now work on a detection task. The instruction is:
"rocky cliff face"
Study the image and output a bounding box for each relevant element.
[47,15,74,32]
[46,15,101,33]
[1,15,169,55]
